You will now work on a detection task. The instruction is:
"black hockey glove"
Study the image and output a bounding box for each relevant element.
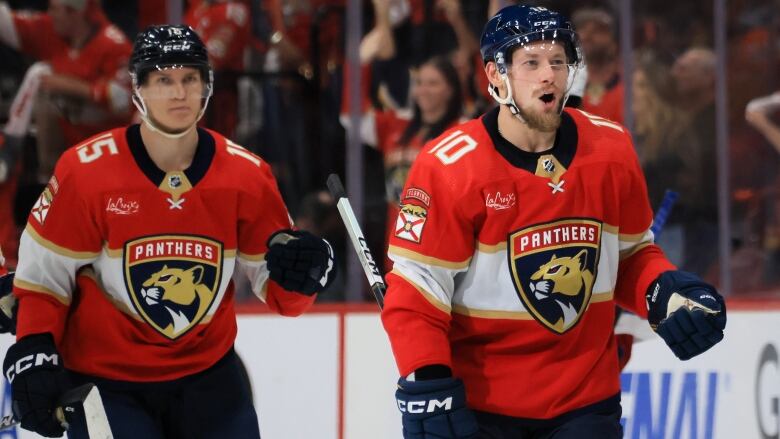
[0,272,18,334]
[3,333,70,437]
[646,270,727,360]
[396,376,479,439]
[265,229,336,295]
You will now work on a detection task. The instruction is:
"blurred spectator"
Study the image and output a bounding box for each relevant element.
[254,0,346,208]
[745,91,780,154]
[185,0,253,139]
[436,0,483,117]
[0,0,133,182]
[407,0,479,67]
[370,0,480,114]
[631,50,698,265]
[343,0,464,266]
[742,91,780,287]
[137,0,167,34]
[0,131,22,268]
[345,56,463,270]
[670,47,719,278]
[572,7,624,124]
[262,0,344,84]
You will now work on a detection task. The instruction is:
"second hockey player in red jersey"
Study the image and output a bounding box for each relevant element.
[3,25,335,439]
[382,5,727,438]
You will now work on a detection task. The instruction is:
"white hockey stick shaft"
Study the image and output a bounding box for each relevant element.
[327,174,386,309]
[0,382,113,438]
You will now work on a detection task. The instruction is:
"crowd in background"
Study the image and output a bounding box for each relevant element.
[0,0,778,301]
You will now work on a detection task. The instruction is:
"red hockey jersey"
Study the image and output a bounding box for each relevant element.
[382,107,674,419]
[13,126,314,382]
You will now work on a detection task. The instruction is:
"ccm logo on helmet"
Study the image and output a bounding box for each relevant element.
[397,396,453,413]
[534,20,558,26]
[4,353,59,383]
[162,43,192,52]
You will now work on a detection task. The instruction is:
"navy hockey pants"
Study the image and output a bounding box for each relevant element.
[474,394,622,439]
[65,348,260,439]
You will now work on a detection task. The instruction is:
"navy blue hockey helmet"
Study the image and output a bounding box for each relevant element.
[480,5,582,69]
[130,25,212,86]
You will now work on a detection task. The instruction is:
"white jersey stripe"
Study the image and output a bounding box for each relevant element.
[25,225,101,259]
[235,255,270,302]
[390,228,633,317]
[15,230,97,302]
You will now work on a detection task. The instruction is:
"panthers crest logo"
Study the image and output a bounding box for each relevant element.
[125,236,222,339]
[509,219,601,334]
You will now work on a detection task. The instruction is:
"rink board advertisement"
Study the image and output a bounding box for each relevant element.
[0,304,777,439]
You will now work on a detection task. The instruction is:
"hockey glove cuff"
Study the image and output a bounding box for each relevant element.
[266,229,336,295]
[396,376,479,439]
[3,333,70,437]
[646,270,727,360]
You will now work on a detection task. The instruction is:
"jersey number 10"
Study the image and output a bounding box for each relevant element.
[428,130,478,165]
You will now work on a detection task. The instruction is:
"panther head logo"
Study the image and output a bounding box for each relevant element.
[400,203,427,218]
[140,265,214,338]
[528,250,594,333]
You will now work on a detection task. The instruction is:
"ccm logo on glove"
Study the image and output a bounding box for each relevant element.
[397,396,453,414]
[5,353,59,383]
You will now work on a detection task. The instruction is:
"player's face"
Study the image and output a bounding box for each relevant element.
[413,64,453,115]
[140,67,205,133]
[507,41,569,132]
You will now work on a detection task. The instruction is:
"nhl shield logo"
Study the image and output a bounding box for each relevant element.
[508,219,602,334]
[124,235,222,339]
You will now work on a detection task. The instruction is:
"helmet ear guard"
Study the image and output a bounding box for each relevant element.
[486,51,521,117]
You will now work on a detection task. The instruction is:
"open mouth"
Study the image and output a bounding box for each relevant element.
[540,93,555,104]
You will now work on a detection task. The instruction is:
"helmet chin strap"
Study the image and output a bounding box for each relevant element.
[489,51,527,125]
[131,85,213,140]
[488,74,527,125]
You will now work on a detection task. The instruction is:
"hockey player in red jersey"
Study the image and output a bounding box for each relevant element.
[2,25,335,439]
[382,5,727,438]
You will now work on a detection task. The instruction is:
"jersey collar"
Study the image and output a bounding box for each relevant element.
[125,124,215,188]
[482,106,578,173]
